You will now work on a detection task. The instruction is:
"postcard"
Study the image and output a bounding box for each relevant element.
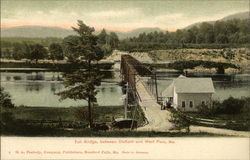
[1,0,249,159]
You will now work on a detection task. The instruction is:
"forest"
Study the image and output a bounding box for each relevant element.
[118,19,250,51]
[1,18,249,60]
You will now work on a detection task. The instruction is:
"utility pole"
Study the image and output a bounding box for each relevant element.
[154,70,159,103]
[124,83,128,119]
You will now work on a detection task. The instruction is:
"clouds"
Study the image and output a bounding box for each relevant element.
[89,8,141,19]
[1,0,249,31]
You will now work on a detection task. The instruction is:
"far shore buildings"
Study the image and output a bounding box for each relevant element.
[162,75,215,112]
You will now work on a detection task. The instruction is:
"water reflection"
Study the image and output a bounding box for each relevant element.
[101,87,105,92]
[110,87,115,92]
[25,82,44,92]
[13,76,22,80]
[26,73,45,81]
[6,76,11,81]
[50,83,56,93]
[1,71,123,107]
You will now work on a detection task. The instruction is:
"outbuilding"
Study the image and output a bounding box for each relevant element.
[161,75,215,112]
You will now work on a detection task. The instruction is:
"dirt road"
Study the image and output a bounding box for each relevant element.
[135,76,173,132]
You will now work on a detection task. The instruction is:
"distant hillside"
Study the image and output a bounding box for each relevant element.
[221,11,249,21]
[1,26,75,38]
[184,11,249,30]
[120,27,164,39]
[2,11,248,39]
[1,25,165,39]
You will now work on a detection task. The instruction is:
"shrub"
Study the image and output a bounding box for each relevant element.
[169,109,191,133]
[196,104,215,117]
[73,107,97,123]
[221,97,244,114]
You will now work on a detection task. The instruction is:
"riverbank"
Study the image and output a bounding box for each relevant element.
[105,49,249,74]
[148,48,250,73]
[1,106,234,137]
[0,59,114,71]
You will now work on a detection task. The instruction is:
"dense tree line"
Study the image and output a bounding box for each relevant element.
[1,42,62,62]
[1,37,62,48]
[118,19,250,51]
[1,30,119,61]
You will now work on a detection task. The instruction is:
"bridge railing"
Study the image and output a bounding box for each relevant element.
[121,55,159,103]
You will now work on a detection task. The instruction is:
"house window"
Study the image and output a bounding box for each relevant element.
[201,101,205,106]
[169,97,173,102]
[189,101,193,108]
[182,101,185,107]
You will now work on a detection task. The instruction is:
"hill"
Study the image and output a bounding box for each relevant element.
[1,26,75,38]
[1,26,165,39]
[221,11,249,21]
[1,11,248,39]
[184,11,249,30]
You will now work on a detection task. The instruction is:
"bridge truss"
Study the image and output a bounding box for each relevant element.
[120,55,159,104]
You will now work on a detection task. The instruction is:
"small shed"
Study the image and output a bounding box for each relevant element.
[162,75,215,112]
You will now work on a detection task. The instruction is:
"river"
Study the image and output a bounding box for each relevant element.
[1,71,123,107]
[1,71,249,107]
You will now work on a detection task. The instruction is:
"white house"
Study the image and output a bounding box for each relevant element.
[161,75,215,112]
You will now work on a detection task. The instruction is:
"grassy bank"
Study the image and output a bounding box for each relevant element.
[9,106,124,122]
[1,106,232,137]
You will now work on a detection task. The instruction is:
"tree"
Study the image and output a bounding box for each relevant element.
[62,35,81,60]
[12,43,25,60]
[58,20,104,128]
[216,34,229,44]
[199,22,214,43]
[109,32,119,48]
[49,43,64,61]
[2,48,12,59]
[0,87,15,132]
[97,29,108,45]
[0,87,14,108]
[30,44,48,63]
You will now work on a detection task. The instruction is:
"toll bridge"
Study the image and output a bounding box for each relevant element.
[120,55,172,131]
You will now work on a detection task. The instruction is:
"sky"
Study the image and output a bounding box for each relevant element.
[1,0,249,32]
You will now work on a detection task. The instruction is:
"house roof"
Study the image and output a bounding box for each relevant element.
[162,75,215,96]
[162,82,174,97]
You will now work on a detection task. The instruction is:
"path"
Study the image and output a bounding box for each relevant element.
[135,76,173,131]
[190,126,249,137]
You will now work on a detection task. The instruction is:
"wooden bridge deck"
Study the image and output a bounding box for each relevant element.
[135,75,173,132]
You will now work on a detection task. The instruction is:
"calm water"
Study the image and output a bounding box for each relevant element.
[1,72,123,107]
[1,71,249,107]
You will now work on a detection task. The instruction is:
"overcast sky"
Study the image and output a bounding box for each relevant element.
[1,0,249,31]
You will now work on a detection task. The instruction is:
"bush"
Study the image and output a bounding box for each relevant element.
[221,97,245,114]
[208,97,249,115]
[169,109,191,132]
[196,104,216,117]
